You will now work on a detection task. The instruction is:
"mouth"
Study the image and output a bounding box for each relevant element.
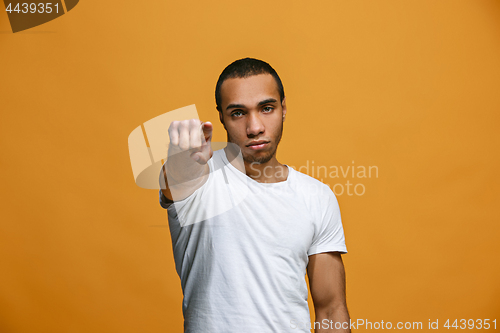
[246,140,270,150]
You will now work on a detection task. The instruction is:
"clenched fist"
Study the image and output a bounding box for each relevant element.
[168,119,213,164]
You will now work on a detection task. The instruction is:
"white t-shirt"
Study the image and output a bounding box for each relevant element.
[159,149,347,333]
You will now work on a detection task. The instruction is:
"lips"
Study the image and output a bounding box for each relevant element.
[246,140,270,150]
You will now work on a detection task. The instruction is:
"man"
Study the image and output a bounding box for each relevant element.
[159,58,350,332]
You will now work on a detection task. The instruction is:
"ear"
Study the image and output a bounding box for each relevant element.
[281,97,287,121]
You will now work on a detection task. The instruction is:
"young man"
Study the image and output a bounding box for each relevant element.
[159,58,350,332]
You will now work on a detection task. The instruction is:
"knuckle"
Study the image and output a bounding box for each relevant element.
[168,121,178,132]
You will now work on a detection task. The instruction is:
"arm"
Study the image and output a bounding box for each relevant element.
[160,119,213,201]
[307,251,350,333]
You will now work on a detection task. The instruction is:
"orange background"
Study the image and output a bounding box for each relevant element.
[1,1,499,332]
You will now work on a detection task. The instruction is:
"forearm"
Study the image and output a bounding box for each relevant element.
[165,153,208,185]
[160,148,209,200]
[314,304,350,333]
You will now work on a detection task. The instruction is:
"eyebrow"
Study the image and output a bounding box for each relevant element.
[226,98,278,111]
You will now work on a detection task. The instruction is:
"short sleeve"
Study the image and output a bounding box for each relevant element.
[307,189,347,256]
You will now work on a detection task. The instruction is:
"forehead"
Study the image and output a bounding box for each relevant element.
[220,74,279,108]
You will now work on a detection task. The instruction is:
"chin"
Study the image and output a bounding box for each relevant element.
[243,149,275,165]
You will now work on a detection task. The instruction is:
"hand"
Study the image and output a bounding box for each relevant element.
[168,119,213,164]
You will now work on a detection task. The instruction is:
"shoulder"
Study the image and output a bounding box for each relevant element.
[289,167,340,215]
[289,166,332,197]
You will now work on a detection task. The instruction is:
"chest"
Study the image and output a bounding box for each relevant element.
[204,185,316,264]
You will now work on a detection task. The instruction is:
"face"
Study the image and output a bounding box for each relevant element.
[219,74,287,164]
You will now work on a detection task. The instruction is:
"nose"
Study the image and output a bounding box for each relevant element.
[246,112,265,138]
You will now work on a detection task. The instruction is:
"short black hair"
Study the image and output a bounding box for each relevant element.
[215,57,285,112]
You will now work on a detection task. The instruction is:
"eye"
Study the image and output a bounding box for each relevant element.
[263,106,274,113]
[231,110,244,117]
